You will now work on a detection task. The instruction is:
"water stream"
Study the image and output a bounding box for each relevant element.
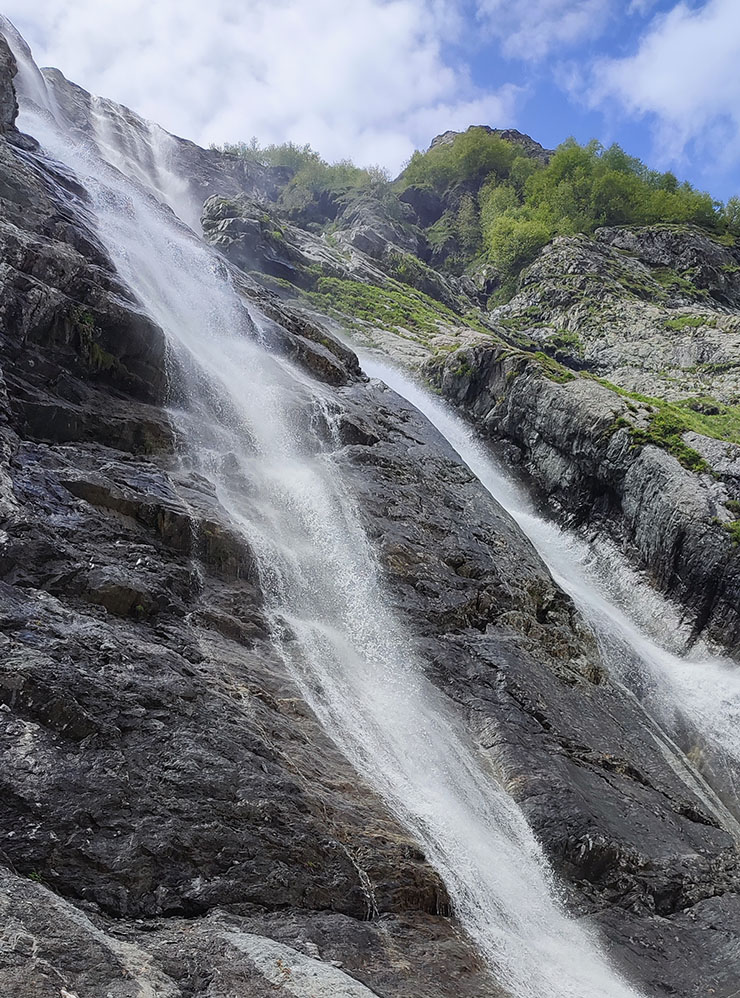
[1,19,661,996]
[360,354,740,815]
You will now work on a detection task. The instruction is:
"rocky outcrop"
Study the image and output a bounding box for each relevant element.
[426,345,740,649]
[490,226,740,401]
[598,224,740,307]
[0,35,17,133]
[199,195,362,385]
[333,191,420,258]
[398,183,444,226]
[0,67,167,407]
[396,222,740,656]
[200,192,480,341]
[201,192,317,286]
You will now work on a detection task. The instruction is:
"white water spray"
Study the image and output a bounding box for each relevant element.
[4,23,646,997]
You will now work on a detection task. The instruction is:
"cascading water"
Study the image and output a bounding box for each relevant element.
[5,22,645,997]
[87,96,198,229]
[360,355,740,820]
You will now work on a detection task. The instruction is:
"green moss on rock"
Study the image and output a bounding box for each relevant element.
[665,314,716,331]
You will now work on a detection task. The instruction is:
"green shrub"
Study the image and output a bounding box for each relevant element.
[212,138,322,173]
[474,138,725,297]
[456,193,483,255]
[484,215,552,273]
[401,128,517,192]
[722,196,740,234]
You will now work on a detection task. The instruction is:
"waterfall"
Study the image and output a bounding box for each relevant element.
[360,354,740,825]
[4,22,644,998]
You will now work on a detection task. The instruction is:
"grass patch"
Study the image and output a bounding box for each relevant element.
[651,267,705,298]
[533,351,575,383]
[597,378,740,469]
[307,275,478,336]
[665,314,716,331]
[677,402,740,443]
[614,271,659,301]
[452,358,473,378]
[627,409,708,472]
[547,329,584,356]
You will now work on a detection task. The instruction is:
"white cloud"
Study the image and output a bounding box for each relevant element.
[590,0,740,169]
[1,0,521,173]
[476,0,612,61]
[627,0,660,14]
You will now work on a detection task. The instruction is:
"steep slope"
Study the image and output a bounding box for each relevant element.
[1,22,740,998]
[171,125,740,655]
[425,224,740,651]
[0,32,490,997]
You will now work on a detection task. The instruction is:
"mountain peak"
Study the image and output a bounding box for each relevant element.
[429,124,553,163]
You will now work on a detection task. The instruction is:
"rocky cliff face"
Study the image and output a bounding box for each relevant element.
[425,345,740,649]
[193,179,740,654]
[491,225,740,400]
[423,220,740,651]
[1,23,740,998]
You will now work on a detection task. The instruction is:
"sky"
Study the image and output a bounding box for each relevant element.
[4,0,740,201]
